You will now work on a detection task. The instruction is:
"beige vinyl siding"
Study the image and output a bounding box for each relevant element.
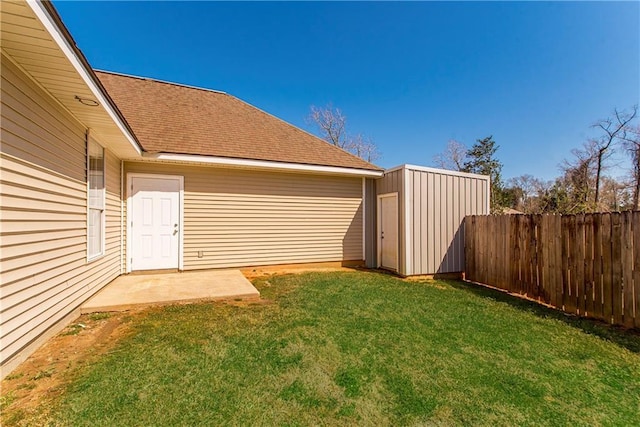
[125,162,363,270]
[0,55,122,373]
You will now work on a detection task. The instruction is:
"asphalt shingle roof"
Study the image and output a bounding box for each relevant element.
[96,71,382,172]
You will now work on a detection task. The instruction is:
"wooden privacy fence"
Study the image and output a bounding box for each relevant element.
[464,212,640,328]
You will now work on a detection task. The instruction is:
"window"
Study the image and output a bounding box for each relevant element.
[87,138,105,260]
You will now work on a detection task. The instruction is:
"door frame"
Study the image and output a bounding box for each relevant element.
[126,173,184,273]
[377,192,398,271]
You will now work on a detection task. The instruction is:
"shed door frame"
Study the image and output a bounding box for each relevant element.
[126,173,184,273]
[377,192,399,271]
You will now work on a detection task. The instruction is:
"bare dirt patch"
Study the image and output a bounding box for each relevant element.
[241,265,356,280]
[0,311,136,425]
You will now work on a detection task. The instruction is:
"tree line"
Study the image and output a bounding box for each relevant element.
[307,104,639,214]
[434,106,639,214]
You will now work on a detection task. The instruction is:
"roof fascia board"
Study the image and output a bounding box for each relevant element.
[143,153,384,177]
[385,164,489,181]
[27,0,142,156]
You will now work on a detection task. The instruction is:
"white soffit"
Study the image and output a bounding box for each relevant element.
[1,0,141,158]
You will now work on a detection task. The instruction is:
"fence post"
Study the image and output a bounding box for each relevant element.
[464,216,474,282]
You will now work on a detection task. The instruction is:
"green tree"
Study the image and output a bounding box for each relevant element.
[461,136,505,213]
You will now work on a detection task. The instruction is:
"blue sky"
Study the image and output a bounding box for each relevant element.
[54,1,639,181]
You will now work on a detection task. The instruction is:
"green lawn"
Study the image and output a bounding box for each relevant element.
[15,272,640,425]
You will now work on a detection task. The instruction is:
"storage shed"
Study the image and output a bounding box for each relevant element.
[367,164,490,276]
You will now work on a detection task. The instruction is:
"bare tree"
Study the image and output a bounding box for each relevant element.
[433,139,467,171]
[347,134,380,163]
[308,104,347,147]
[620,124,640,209]
[598,176,633,211]
[506,174,551,213]
[559,140,599,213]
[591,106,638,205]
[307,104,380,162]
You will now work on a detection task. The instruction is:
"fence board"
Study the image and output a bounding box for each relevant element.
[611,213,623,325]
[622,212,634,328]
[552,215,563,309]
[464,212,638,328]
[533,215,547,302]
[576,214,586,315]
[479,216,487,284]
[584,214,594,317]
[567,215,578,314]
[561,215,570,312]
[510,215,518,293]
[634,212,640,329]
[593,214,604,320]
[602,214,613,324]
[546,215,556,304]
[525,215,534,294]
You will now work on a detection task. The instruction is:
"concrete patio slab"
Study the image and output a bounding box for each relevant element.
[81,270,260,313]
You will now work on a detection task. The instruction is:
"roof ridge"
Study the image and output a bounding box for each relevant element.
[94,69,227,95]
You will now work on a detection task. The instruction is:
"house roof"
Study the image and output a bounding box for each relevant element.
[95,71,382,172]
[1,1,142,159]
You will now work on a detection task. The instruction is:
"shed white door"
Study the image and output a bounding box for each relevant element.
[130,176,181,271]
[379,193,398,271]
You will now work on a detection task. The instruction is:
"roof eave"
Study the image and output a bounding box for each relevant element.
[141,152,384,177]
[31,0,143,156]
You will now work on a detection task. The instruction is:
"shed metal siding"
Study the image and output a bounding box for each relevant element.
[364,178,377,268]
[375,169,404,273]
[405,166,489,275]
[1,56,122,374]
[124,162,364,269]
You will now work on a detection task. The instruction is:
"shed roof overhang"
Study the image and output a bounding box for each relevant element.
[1,0,142,158]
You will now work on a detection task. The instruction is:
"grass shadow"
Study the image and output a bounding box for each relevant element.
[446,280,640,354]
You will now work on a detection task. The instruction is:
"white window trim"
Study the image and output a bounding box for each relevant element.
[87,134,106,262]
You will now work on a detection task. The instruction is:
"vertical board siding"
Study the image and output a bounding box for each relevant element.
[465,213,639,328]
[364,178,378,268]
[405,168,489,275]
[375,169,403,273]
[375,166,489,275]
[1,57,122,372]
[125,162,363,269]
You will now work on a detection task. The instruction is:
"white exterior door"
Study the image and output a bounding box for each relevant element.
[379,193,398,271]
[130,175,181,271]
